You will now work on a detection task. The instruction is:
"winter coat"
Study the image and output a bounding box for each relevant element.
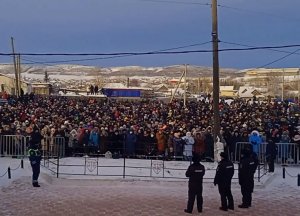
[125,133,137,155]
[266,141,278,161]
[229,133,241,154]
[172,136,185,156]
[194,132,205,155]
[156,132,167,153]
[186,162,205,189]
[89,131,100,147]
[214,159,234,186]
[249,131,262,155]
[182,135,194,157]
[204,133,214,158]
[238,154,258,192]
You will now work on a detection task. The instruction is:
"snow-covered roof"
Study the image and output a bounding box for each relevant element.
[103,83,126,88]
[220,86,234,91]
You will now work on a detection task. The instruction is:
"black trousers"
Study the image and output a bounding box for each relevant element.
[241,184,252,206]
[187,187,203,212]
[218,184,234,209]
[268,158,275,172]
[31,162,40,183]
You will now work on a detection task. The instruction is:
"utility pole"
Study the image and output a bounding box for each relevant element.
[184,64,187,107]
[282,68,285,101]
[212,0,221,161]
[297,68,300,104]
[17,54,22,95]
[170,70,185,104]
[11,37,19,97]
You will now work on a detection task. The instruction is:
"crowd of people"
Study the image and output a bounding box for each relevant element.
[1,93,300,161]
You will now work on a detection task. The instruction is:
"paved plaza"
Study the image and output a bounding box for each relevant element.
[0,159,299,216]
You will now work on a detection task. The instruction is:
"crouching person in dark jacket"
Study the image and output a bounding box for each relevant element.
[184,153,205,214]
[214,152,235,211]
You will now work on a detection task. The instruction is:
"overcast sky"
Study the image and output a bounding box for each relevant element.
[1,0,300,69]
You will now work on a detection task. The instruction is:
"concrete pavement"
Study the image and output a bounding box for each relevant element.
[1,170,299,216]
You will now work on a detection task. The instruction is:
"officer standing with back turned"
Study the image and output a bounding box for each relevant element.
[214,152,235,211]
[184,153,205,214]
[238,148,258,208]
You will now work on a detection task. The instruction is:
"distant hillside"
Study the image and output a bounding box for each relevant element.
[0,64,240,80]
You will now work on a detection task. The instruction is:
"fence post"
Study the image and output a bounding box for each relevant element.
[282,166,286,179]
[21,159,24,169]
[150,159,153,177]
[258,164,261,182]
[123,156,126,179]
[8,167,11,179]
[57,143,60,178]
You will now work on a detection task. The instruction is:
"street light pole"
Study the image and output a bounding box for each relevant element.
[212,0,221,161]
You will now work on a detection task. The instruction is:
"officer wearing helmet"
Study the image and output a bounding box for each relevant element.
[184,153,205,214]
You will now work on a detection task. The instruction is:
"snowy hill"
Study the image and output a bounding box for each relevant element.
[0,64,239,81]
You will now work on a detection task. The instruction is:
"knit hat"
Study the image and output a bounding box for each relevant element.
[220,152,227,159]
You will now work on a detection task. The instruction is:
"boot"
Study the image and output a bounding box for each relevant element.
[33,182,40,187]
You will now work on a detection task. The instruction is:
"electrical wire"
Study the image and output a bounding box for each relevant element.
[1,44,300,56]
[218,4,300,22]
[135,0,210,6]
[19,41,212,65]
[221,41,300,56]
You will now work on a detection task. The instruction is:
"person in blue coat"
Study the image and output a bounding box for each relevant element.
[124,130,137,157]
[89,127,101,154]
[249,130,262,157]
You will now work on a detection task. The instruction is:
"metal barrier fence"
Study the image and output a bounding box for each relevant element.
[42,156,226,180]
[235,142,300,165]
[0,135,28,157]
[41,155,267,182]
[42,136,65,158]
[0,135,65,158]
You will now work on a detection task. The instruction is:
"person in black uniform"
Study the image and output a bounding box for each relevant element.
[184,153,205,214]
[266,139,277,172]
[238,148,258,208]
[214,152,235,211]
[28,127,43,187]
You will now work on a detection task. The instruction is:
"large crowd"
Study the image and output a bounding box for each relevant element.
[1,93,300,160]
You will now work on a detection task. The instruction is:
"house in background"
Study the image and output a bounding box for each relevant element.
[220,86,237,98]
[30,83,52,95]
[238,86,265,99]
[0,73,29,95]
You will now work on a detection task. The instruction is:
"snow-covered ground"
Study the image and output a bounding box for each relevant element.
[1,157,299,189]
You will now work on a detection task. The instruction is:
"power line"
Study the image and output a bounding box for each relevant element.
[135,0,210,6]
[218,4,300,22]
[20,41,212,65]
[259,48,300,68]
[220,40,300,68]
[221,41,300,56]
[1,44,300,56]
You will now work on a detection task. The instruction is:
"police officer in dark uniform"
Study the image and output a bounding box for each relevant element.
[28,127,42,187]
[214,152,234,211]
[184,153,205,214]
[238,149,258,208]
